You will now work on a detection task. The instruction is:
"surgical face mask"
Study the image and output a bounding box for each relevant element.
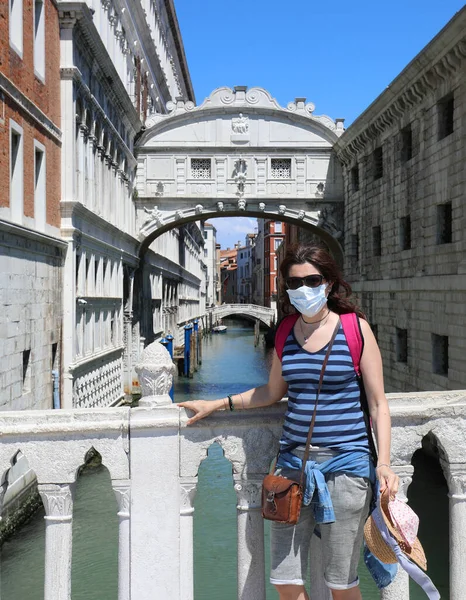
[286,284,328,318]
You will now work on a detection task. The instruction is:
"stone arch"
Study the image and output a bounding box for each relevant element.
[138,207,343,265]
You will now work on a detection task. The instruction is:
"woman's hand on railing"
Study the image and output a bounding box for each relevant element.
[178,399,224,425]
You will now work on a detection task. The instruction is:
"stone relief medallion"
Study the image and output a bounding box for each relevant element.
[195,184,207,195]
[246,91,260,104]
[220,91,235,104]
[276,183,287,195]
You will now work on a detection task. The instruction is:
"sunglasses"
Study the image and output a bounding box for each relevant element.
[285,275,324,290]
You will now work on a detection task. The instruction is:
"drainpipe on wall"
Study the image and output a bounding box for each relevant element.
[52,370,60,409]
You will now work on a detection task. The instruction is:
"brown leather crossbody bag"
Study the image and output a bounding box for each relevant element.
[261,320,340,524]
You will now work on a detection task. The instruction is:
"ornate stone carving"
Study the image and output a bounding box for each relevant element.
[135,342,175,406]
[390,465,414,502]
[113,481,130,518]
[258,202,266,211]
[195,204,203,214]
[39,483,74,520]
[278,204,286,215]
[175,209,183,220]
[297,210,305,220]
[233,476,263,510]
[216,201,224,212]
[315,182,325,197]
[316,205,343,239]
[180,478,198,516]
[446,468,466,500]
[237,198,246,211]
[142,206,164,228]
[232,114,249,134]
[155,182,164,197]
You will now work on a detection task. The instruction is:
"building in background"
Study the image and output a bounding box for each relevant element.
[252,225,264,306]
[236,234,256,303]
[220,247,238,303]
[0,0,65,410]
[203,222,219,306]
[262,220,285,312]
[334,8,466,392]
[58,0,195,407]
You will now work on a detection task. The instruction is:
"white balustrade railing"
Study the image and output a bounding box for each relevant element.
[0,342,465,600]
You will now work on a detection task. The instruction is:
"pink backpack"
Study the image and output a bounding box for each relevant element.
[275,312,377,461]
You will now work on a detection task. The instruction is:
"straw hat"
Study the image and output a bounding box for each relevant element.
[364,488,427,571]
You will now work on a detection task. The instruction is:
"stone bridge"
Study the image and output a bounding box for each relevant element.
[207,303,275,328]
[134,86,346,262]
[0,342,465,600]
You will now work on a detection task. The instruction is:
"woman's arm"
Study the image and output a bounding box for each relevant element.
[178,350,288,425]
[359,319,399,494]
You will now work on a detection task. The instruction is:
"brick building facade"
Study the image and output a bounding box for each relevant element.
[0,0,65,410]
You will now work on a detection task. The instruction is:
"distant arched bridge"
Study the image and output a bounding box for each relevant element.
[207,304,275,328]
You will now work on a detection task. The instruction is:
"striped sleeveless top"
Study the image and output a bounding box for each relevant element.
[279,324,370,454]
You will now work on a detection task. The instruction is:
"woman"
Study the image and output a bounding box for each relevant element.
[179,244,398,600]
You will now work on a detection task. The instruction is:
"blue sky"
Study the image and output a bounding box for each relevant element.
[174,0,464,248]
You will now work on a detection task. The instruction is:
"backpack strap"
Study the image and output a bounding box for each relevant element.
[340,312,378,463]
[340,312,364,377]
[274,314,300,360]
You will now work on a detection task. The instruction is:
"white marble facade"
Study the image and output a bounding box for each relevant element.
[58,0,195,407]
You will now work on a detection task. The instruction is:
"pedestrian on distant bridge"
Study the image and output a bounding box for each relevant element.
[179,243,399,600]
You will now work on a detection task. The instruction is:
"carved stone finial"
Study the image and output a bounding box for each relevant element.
[135,342,175,407]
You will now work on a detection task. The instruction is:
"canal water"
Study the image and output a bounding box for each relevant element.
[1,320,448,599]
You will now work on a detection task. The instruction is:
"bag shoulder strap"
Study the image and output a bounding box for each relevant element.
[275,314,299,360]
[299,319,341,486]
[340,312,364,377]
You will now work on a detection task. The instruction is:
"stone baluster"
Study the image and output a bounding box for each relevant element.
[38,483,75,600]
[131,342,180,599]
[381,465,413,600]
[113,480,131,600]
[233,475,266,600]
[443,465,466,600]
[180,477,198,600]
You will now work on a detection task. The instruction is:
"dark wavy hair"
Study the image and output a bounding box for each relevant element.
[279,244,365,318]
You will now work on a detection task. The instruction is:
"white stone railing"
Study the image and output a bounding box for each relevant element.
[1,344,465,600]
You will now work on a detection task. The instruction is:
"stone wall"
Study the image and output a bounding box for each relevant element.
[335,9,466,393]
[0,221,65,410]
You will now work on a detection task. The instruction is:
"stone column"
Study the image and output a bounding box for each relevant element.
[180,477,198,600]
[131,342,181,598]
[38,483,75,600]
[444,466,466,600]
[381,465,413,600]
[112,480,131,600]
[233,475,266,600]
